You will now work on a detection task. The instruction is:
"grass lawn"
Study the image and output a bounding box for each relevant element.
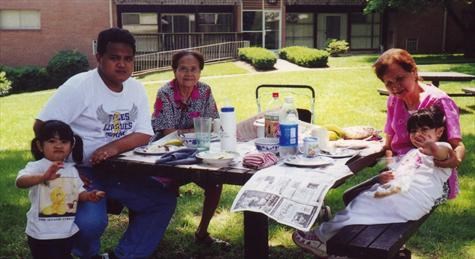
[1,54,474,258]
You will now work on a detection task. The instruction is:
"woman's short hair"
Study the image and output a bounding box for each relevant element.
[373,48,418,81]
[97,27,136,55]
[172,50,204,71]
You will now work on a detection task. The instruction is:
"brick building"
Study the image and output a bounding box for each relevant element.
[0,0,469,68]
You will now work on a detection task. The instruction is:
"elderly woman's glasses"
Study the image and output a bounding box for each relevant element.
[177,66,201,74]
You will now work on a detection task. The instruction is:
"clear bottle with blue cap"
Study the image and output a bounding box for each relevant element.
[220,106,237,152]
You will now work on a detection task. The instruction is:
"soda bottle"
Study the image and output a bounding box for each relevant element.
[264,92,282,138]
[279,96,299,157]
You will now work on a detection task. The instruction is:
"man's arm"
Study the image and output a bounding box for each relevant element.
[90,132,150,165]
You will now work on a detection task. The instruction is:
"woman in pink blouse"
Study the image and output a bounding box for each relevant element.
[374,48,465,199]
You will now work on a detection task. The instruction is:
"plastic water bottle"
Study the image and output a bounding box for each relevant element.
[279,96,299,157]
[264,92,282,138]
[220,106,237,152]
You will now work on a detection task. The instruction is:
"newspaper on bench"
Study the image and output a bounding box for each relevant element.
[231,162,353,231]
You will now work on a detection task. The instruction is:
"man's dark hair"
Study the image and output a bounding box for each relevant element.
[97,27,136,55]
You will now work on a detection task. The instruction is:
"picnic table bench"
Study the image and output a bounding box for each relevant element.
[326,175,436,259]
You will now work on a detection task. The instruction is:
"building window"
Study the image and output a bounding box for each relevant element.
[286,13,314,48]
[197,13,232,32]
[350,13,380,50]
[161,14,195,33]
[122,13,158,34]
[242,10,280,49]
[0,10,40,30]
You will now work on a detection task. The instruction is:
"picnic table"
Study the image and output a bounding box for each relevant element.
[378,71,475,97]
[98,138,384,258]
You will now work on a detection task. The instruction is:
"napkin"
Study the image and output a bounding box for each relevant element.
[156,148,199,165]
[243,152,279,170]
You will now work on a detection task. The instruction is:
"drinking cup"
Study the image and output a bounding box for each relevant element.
[299,137,319,157]
[193,117,212,151]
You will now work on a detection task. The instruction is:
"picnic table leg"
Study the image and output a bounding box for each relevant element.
[244,211,269,259]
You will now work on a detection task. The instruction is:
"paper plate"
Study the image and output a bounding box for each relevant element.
[318,148,359,158]
[134,145,180,155]
[284,156,334,167]
[196,151,239,167]
[334,140,369,150]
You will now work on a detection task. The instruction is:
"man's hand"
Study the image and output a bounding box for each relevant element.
[434,148,460,168]
[85,190,106,202]
[91,146,119,165]
[378,170,394,184]
[43,161,64,182]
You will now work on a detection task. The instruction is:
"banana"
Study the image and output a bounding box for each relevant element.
[324,124,346,138]
[164,139,183,146]
[328,131,340,141]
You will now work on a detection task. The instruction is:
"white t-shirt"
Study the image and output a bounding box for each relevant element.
[38,69,153,165]
[16,158,86,240]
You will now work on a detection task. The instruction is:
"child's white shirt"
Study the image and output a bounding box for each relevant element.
[16,158,86,240]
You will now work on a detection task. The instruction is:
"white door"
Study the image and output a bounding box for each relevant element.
[317,13,347,49]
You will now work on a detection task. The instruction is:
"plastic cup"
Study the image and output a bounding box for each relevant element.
[193,117,212,151]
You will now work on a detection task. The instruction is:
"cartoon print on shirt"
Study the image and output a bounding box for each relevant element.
[39,177,79,218]
[96,104,138,139]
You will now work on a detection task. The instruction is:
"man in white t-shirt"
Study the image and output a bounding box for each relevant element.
[34,28,177,259]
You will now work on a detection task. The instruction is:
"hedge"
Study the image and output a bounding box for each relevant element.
[279,46,329,68]
[238,47,277,70]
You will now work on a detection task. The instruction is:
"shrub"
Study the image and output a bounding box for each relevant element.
[326,39,349,57]
[47,50,89,87]
[1,65,50,93]
[238,47,277,70]
[0,71,12,96]
[279,46,329,67]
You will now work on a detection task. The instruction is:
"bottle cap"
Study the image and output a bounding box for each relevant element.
[221,107,234,112]
[272,92,279,98]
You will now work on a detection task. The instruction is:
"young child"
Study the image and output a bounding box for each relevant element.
[16,120,105,259]
[292,107,452,257]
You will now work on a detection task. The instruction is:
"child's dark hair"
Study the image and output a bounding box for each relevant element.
[407,106,445,133]
[31,120,83,164]
[97,27,136,55]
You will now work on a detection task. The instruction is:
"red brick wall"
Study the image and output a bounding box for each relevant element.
[0,0,111,68]
[385,4,466,53]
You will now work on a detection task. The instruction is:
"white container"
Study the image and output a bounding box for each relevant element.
[220,106,237,152]
[311,125,329,151]
[279,96,299,157]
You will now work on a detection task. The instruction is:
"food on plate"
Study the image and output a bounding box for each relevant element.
[138,145,173,154]
[164,138,183,146]
[343,126,375,140]
[324,124,345,140]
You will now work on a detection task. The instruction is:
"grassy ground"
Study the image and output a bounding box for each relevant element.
[0,55,474,258]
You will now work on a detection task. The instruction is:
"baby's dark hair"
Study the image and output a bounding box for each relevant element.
[407,106,445,133]
[31,120,83,164]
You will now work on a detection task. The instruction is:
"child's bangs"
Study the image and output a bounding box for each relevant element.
[39,121,74,142]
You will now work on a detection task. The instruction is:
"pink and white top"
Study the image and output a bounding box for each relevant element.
[384,83,462,198]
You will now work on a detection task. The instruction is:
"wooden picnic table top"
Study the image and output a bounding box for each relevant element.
[419,71,475,86]
[98,140,385,259]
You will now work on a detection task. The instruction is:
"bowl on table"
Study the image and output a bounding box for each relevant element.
[254,137,279,154]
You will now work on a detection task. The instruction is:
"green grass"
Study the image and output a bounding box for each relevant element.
[1,55,474,258]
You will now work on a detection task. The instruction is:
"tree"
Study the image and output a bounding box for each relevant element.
[364,0,475,57]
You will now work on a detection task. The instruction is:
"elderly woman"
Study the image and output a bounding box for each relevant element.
[292,48,465,257]
[151,50,227,247]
